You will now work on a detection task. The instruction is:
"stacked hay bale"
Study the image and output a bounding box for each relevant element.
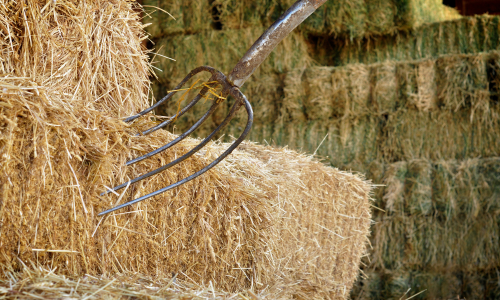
[0,1,373,299]
[144,1,500,298]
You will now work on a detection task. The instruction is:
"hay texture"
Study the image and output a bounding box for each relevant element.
[0,1,373,298]
[143,0,460,39]
[328,15,500,67]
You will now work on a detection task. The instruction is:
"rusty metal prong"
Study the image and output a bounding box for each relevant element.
[124,66,217,124]
[98,91,253,215]
[126,100,221,166]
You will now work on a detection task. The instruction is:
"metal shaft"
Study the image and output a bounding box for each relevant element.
[228,0,327,87]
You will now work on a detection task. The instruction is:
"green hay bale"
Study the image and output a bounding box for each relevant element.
[433,158,500,220]
[396,59,438,112]
[331,16,500,67]
[397,0,461,30]
[436,53,490,120]
[327,116,382,168]
[344,64,372,117]
[152,27,311,84]
[212,0,270,30]
[290,64,371,121]
[302,67,335,120]
[281,68,307,122]
[395,61,417,110]
[371,62,398,114]
[381,108,500,162]
[352,269,500,300]
[382,161,408,214]
[487,52,500,103]
[366,0,396,36]
[414,59,438,111]
[142,0,212,37]
[371,213,500,271]
[404,159,432,216]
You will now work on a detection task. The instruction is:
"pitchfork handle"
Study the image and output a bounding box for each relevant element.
[228,0,327,88]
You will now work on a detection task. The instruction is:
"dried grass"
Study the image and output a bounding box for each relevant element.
[0,1,373,298]
[143,0,459,40]
[333,15,500,67]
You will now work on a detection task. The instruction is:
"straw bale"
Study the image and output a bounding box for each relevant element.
[0,1,373,297]
[436,53,490,121]
[0,267,264,299]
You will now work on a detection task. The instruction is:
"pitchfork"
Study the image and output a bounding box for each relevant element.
[99,0,328,215]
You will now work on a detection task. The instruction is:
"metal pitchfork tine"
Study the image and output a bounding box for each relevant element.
[99,0,328,216]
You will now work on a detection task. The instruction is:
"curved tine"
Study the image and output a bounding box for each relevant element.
[98,91,253,215]
[124,66,216,123]
[137,84,212,136]
[101,89,246,197]
[126,99,221,166]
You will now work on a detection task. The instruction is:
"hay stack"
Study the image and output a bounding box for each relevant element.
[328,15,500,67]
[0,1,373,298]
[143,0,460,39]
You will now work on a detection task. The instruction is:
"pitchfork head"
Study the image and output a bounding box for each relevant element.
[98,66,253,216]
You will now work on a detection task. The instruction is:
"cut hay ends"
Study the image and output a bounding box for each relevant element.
[0,1,373,298]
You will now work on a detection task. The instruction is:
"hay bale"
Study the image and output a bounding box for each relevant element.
[0,1,373,298]
[332,16,500,67]
[352,269,500,299]
[152,27,311,85]
[372,62,398,114]
[436,53,490,121]
[327,117,382,168]
[143,0,458,40]
[370,158,500,272]
[381,108,500,162]
[281,68,307,122]
[142,0,211,37]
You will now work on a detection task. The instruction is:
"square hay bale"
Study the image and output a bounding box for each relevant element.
[327,117,382,168]
[382,162,408,214]
[371,62,398,114]
[366,0,396,36]
[303,67,335,120]
[432,158,500,221]
[0,1,373,298]
[436,53,490,121]
[381,108,500,162]
[152,27,311,84]
[487,51,500,104]
[336,64,372,118]
[332,16,500,67]
[404,159,432,216]
[281,68,307,122]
